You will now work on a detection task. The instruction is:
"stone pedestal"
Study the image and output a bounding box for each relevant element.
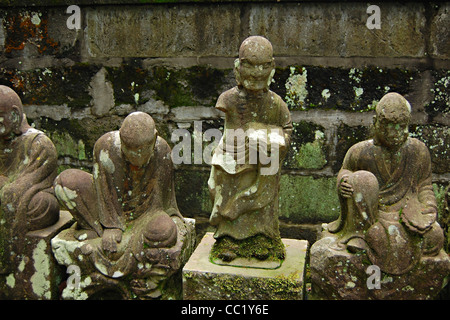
[0,210,74,299]
[183,232,308,300]
[310,235,450,300]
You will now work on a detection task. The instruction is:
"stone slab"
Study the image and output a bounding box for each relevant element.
[0,210,74,300]
[310,235,450,300]
[183,232,308,300]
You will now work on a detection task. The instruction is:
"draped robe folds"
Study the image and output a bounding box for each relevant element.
[209,87,292,240]
[0,122,59,273]
[55,131,184,278]
[330,137,442,274]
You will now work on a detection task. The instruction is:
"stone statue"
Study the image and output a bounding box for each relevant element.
[52,112,195,299]
[0,85,65,299]
[208,36,292,264]
[0,85,60,270]
[310,92,450,299]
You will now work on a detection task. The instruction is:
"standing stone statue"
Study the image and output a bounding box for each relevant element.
[52,111,195,299]
[310,92,450,299]
[208,36,292,264]
[0,85,67,299]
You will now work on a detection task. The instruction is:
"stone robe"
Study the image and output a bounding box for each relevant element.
[209,87,292,240]
[54,131,185,278]
[0,121,59,273]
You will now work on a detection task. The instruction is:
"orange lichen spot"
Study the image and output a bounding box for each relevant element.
[4,11,59,55]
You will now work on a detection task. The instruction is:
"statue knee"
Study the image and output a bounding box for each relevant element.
[27,190,60,231]
[349,170,379,194]
[423,222,444,256]
[143,213,177,248]
[54,169,93,210]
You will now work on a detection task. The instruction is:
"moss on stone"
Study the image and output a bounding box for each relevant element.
[279,174,340,224]
[271,66,419,112]
[284,121,327,170]
[210,234,285,263]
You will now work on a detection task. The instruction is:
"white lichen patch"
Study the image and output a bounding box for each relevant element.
[354,87,364,98]
[99,149,115,173]
[51,235,86,266]
[54,185,78,210]
[31,239,51,299]
[6,273,15,288]
[285,67,308,109]
[62,276,92,300]
[321,89,331,101]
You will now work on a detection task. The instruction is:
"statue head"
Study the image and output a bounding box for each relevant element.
[0,86,24,139]
[234,36,275,92]
[373,92,411,150]
[119,112,157,167]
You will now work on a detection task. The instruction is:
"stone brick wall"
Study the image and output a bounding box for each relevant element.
[0,1,448,242]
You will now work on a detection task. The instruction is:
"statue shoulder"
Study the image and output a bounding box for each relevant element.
[348,139,374,154]
[407,137,431,157]
[408,137,427,149]
[93,131,120,155]
[216,87,239,113]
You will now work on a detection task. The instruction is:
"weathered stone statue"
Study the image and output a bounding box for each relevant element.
[310,92,450,299]
[0,85,69,299]
[208,36,292,264]
[52,111,195,299]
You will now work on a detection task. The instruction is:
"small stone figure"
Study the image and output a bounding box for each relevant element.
[208,36,292,264]
[52,112,195,299]
[0,85,60,269]
[0,85,63,299]
[310,92,450,299]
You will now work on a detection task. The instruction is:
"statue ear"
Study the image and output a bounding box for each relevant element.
[10,105,23,134]
[233,58,242,87]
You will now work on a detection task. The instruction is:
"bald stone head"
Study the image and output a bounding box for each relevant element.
[0,85,25,138]
[235,36,275,92]
[120,112,157,167]
[374,92,411,150]
[376,92,412,124]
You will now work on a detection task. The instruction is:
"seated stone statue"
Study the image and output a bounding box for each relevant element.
[52,112,194,299]
[310,92,450,299]
[0,85,59,274]
[208,36,292,263]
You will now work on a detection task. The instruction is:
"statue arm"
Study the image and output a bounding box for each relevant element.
[401,141,437,234]
[93,135,125,231]
[279,99,293,160]
[1,134,58,227]
[1,134,57,198]
[417,144,437,215]
[337,144,360,198]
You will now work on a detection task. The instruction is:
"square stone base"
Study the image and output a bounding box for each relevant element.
[0,210,74,299]
[183,232,308,300]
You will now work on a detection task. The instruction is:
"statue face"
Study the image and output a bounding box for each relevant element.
[374,117,409,150]
[121,138,155,168]
[238,57,274,92]
[237,36,275,92]
[0,104,20,139]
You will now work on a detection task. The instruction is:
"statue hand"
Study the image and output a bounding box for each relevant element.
[339,175,354,198]
[102,228,123,253]
[401,203,435,234]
